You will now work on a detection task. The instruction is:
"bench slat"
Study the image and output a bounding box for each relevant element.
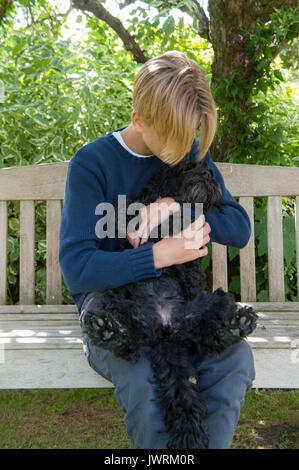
[0,319,79,327]
[46,200,62,304]
[0,310,298,322]
[248,337,299,348]
[212,242,228,291]
[1,333,297,350]
[0,162,68,200]
[1,162,298,199]
[0,303,298,314]
[239,302,299,311]
[0,313,78,321]
[219,163,299,197]
[20,201,35,304]
[267,196,285,301]
[2,347,299,388]
[0,337,83,349]
[0,349,112,389]
[0,326,82,337]
[239,196,256,302]
[0,305,78,314]
[256,311,299,321]
[1,324,297,336]
[0,201,7,305]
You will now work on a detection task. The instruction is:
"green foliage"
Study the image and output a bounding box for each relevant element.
[253,198,297,302]
[213,6,299,166]
[0,25,135,167]
[126,2,213,70]
[0,20,136,304]
[207,6,299,301]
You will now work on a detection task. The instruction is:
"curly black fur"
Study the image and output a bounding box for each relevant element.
[80,157,258,449]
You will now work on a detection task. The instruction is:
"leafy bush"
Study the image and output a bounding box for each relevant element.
[0,22,136,304]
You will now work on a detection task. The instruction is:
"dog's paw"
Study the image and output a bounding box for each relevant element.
[223,305,258,338]
[81,309,116,343]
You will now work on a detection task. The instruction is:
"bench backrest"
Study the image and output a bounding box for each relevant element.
[0,161,298,306]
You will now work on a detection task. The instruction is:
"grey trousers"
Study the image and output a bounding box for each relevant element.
[80,299,255,449]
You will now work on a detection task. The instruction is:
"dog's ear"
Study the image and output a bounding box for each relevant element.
[203,179,222,213]
[190,160,223,213]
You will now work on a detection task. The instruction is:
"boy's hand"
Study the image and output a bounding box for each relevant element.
[126,197,180,248]
[152,214,211,269]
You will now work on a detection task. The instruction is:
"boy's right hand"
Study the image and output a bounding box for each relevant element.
[152,214,211,269]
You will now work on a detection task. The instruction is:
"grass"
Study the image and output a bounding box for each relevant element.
[0,388,298,449]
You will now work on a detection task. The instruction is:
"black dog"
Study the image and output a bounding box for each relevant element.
[80,157,258,449]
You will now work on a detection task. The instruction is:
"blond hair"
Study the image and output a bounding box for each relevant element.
[132,50,217,166]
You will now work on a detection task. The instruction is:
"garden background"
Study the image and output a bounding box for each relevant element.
[0,0,298,449]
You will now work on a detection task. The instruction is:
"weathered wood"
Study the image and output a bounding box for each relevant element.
[0,162,68,200]
[252,349,299,388]
[0,305,77,314]
[0,334,297,350]
[19,201,35,304]
[0,310,298,388]
[0,349,112,389]
[0,162,298,200]
[0,313,78,321]
[217,163,299,197]
[46,200,62,304]
[0,320,79,328]
[212,242,228,291]
[0,302,298,314]
[0,337,83,349]
[267,196,285,301]
[239,302,299,311]
[0,326,82,337]
[239,196,256,302]
[1,346,298,389]
[0,201,7,305]
[0,313,297,351]
[256,311,299,321]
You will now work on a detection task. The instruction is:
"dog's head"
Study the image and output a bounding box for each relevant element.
[159,159,222,213]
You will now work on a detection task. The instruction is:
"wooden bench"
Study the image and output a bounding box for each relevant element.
[0,161,298,389]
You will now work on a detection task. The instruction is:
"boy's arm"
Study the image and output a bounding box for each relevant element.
[188,144,251,249]
[59,156,162,297]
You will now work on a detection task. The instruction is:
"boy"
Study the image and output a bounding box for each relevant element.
[59,51,255,449]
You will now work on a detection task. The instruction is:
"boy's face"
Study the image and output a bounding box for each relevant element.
[141,124,167,160]
[132,110,167,160]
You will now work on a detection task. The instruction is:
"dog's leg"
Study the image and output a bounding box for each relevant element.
[80,293,141,363]
[149,340,209,449]
[182,288,258,357]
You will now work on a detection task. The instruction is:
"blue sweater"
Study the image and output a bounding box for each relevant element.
[59,128,251,314]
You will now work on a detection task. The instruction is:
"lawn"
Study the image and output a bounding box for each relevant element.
[0,388,298,449]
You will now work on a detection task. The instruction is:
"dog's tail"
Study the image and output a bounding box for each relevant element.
[149,339,209,449]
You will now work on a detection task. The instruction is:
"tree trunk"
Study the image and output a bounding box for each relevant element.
[0,0,13,24]
[208,0,298,161]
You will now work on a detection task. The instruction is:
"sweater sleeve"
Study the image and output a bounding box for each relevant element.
[59,158,162,296]
[186,146,251,249]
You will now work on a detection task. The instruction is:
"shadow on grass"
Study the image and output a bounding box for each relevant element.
[0,388,298,449]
